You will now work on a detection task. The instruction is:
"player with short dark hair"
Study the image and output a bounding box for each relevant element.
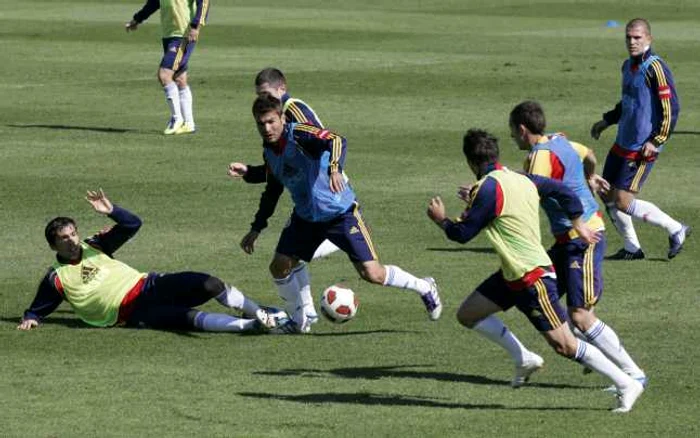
[248,68,342,328]
[253,69,341,253]
[254,68,324,127]
[510,100,647,388]
[427,128,643,412]
[125,0,210,135]
[227,94,442,333]
[18,189,277,333]
[590,18,689,260]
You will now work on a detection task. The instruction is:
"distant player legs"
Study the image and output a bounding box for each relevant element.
[174,70,195,131]
[158,37,196,134]
[158,66,183,131]
[606,187,682,251]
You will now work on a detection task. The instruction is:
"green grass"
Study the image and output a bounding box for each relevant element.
[2,0,700,436]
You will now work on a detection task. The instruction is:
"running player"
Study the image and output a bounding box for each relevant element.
[427,128,643,412]
[510,100,647,387]
[228,94,442,333]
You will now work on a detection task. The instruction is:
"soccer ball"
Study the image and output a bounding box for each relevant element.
[320,285,358,323]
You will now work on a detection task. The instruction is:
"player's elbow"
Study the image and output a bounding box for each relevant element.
[132,217,143,231]
[446,232,469,244]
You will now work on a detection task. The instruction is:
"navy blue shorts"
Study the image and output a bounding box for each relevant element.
[161,37,196,73]
[549,235,605,309]
[602,147,655,193]
[126,272,213,329]
[476,271,568,332]
[276,203,378,263]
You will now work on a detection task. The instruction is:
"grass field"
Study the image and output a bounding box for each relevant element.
[2,0,700,436]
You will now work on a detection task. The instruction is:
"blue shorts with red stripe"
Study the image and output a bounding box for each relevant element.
[549,234,605,309]
[476,270,568,332]
[126,271,214,329]
[161,37,196,73]
[276,202,378,263]
[602,144,656,193]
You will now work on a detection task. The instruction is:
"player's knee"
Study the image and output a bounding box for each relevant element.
[455,304,478,328]
[614,198,629,211]
[359,265,384,285]
[549,338,577,358]
[203,275,225,298]
[569,308,595,332]
[174,74,187,88]
[269,258,293,279]
[158,69,173,85]
[456,312,477,329]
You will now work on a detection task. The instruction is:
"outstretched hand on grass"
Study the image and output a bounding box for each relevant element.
[17,318,38,331]
[125,20,139,32]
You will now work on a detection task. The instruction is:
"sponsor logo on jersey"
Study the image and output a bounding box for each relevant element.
[81,264,99,284]
[349,226,360,235]
[570,261,581,270]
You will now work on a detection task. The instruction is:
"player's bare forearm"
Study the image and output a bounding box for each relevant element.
[582,150,597,178]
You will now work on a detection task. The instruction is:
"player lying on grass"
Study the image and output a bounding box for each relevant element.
[18,189,278,333]
[426,129,644,413]
[228,93,441,333]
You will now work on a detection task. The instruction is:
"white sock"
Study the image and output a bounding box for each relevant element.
[312,239,341,260]
[472,315,529,365]
[383,265,431,295]
[178,86,194,126]
[292,263,317,319]
[626,199,682,235]
[193,311,257,332]
[574,339,636,390]
[275,273,303,328]
[606,203,641,252]
[584,319,645,378]
[163,82,182,121]
[215,284,260,316]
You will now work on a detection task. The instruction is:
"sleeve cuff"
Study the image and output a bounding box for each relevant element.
[23,311,40,321]
[440,218,452,230]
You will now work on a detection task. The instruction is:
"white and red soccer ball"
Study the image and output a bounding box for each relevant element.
[320,285,358,323]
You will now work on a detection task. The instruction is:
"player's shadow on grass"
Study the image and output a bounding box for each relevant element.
[8,123,138,133]
[307,329,417,337]
[426,247,495,254]
[254,364,588,390]
[1,316,87,329]
[3,316,203,337]
[605,256,668,262]
[674,130,700,135]
[238,391,603,411]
